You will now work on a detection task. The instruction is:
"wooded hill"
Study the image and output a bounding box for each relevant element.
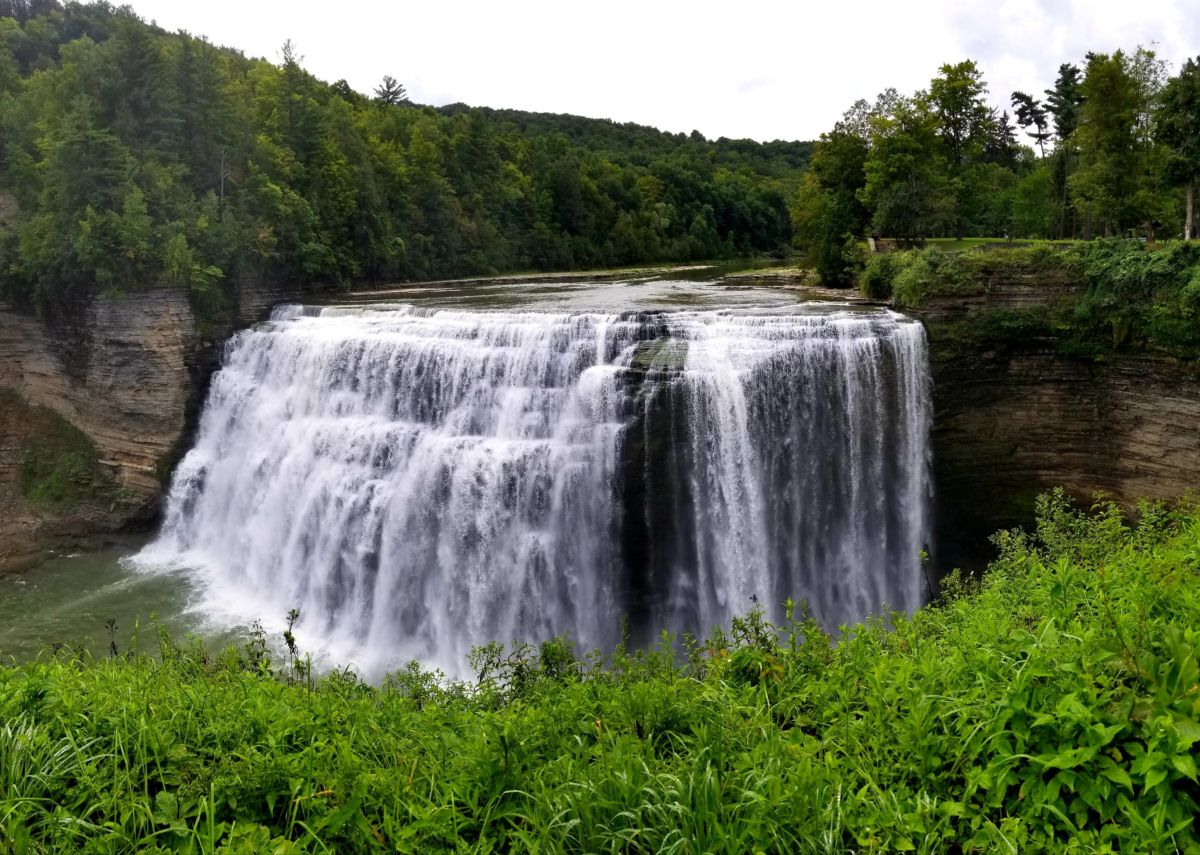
[0,1,808,320]
[797,53,1200,285]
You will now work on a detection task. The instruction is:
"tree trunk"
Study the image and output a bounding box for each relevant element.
[1187,176,1195,240]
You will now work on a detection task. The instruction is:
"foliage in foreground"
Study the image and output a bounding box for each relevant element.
[2,492,1199,853]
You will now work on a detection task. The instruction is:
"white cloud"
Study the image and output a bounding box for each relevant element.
[129,0,1198,142]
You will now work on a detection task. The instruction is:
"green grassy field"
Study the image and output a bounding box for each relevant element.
[922,237,1010,252]
[920,238,1082,253]
[2,491,1198,853]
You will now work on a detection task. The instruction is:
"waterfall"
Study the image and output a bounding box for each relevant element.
[138,303,932,675]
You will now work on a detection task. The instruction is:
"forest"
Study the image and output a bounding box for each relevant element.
[797,51,1200,285]
[4,3,1200,316]
[0,1,805,320]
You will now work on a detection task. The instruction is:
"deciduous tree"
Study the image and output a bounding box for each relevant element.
[1157,58,1200,239]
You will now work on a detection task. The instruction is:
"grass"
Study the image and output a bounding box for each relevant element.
[1,492,1198,851]
[922,237,1011,252]
[921,238,1081,253]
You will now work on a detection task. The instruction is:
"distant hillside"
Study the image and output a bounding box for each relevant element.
[0,1,810,322]
[437,103,813,175]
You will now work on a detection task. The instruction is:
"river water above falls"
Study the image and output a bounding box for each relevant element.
[4,274,934,676]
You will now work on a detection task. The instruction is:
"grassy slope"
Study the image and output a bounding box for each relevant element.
[1,493,1199,853]
[0,390,124,513]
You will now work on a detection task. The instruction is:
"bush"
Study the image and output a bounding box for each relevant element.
[1069,239,1200,353]
[859,248,979,306]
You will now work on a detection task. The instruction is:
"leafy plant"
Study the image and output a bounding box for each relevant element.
[0,493,1197,850]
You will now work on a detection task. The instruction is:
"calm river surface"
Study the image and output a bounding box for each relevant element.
[0,546,233,661]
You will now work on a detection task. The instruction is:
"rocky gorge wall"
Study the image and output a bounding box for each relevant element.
[911,268,1200,570]
[0,282,294,572]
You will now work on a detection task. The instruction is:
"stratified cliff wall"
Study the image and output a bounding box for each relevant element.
[912,270,1200,570]
[0,281,293,572]
[1,290,196,493]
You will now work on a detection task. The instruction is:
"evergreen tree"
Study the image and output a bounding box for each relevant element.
[1043,64,1086,238]
[983,110,1019,169]
[1044,63,1085,141]
[1010,92,1051,157]
[374,74,408,106]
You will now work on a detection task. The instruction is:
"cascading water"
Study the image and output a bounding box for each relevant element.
[138,302,932,675]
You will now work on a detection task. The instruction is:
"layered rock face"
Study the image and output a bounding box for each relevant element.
[0,290,196,570]
[0,282,292,572]
[914,273,1200,570]
[1,291,196,492]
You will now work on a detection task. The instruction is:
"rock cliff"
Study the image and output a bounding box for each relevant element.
[0,281,293,572]
[912,271,1200,570]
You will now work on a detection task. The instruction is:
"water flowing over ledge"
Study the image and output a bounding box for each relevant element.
[135,303,932,676]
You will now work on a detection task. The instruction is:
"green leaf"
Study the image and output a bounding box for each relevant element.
[1099,762,1132,792]
[1040,746,1092,770]
[1174,716,1200,746]
[153,791,178,824]
[1171,753,1198,782]
[940,800,965,817]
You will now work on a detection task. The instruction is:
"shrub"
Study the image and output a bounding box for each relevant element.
[859,248,978,306]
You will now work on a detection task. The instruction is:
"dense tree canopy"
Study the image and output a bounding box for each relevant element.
[0,2,807,318]
[1158,58,1200,240]
[798,47,1199,284]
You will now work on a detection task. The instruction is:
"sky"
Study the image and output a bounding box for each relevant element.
[129,0,1199,143]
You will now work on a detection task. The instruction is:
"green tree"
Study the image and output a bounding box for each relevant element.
[1011,91,1050,158]
[1072,50,1160,237]
[1044,63,1084,141]
[373,74,408,106]
[861,95,950,245]
[1157,57,1200,239]
[929,61,994,237]
[983,110,1019,169]
[1043,64,1086,238]
[929,60,992,168]
[805,112,870,285]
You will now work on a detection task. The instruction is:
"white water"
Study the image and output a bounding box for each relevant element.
[137,303,932,676]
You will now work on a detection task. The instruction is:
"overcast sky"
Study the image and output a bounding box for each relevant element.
[129,0,1199,143]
